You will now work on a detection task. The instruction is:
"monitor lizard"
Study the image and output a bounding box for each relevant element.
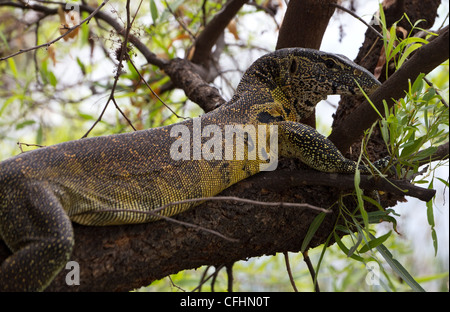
[0,48,383,291]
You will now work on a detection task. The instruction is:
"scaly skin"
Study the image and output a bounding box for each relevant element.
[0,48,381,291]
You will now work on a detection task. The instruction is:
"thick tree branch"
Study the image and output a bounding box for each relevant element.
[0,167,433,291]
[162,58,226,112]
[329,26,449,152]
[191,0,249,66]
[256,168,436,202]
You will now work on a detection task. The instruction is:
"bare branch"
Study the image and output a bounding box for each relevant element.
[283,252,298,292]
[0,0,110,62]
[303,251,320,292]
[162,58,226,112]
[82,0,137,138]
[191,0,249,66]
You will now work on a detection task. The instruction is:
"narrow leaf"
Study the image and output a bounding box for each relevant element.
[301,212,326,253]
[374,235,425,292]
[359,231,392,253]
[150,0,159,23]
[334,232,364,262]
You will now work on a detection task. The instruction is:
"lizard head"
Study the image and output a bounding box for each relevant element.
[234,48,381,120]
[274,48,381,97]
[272,48,381,120]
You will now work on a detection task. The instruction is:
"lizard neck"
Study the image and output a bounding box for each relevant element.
[228,55,327,123]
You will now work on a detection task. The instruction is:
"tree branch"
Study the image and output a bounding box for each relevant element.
[0,165,435,291]
[190,0,249,66]
[252,167,436,202]
[0,0,110,61]
[162,58,226,112]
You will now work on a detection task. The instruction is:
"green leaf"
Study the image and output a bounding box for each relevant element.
[412,146,438,161]
[436,177,449,188]
[0,95,18,117]
[411,73,425,94]
[386,23,398,62]
[373,235,425,292]
[76,57,87,75]
[359,231,391,253]
[415,272,449,284]
[400,137,425,158]
[78,112,95,120]
[301,212,326,253]
[354,167,369,229]
[36,124,43,145]
[150,0,159,23]
[7,58,18,78]
[426,180,438,256]
[48,71,58,87]
[334,232,364,262]
[347,233,363,258]
[15,120,35,130]
[398,43,423,68]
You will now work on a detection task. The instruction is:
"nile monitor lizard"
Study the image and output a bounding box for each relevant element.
[0,48,383,291]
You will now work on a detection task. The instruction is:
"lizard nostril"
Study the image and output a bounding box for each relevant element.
[290,59,297,74]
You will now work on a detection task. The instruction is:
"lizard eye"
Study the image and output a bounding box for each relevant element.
[289,59,297,74]
[325,59,336,69]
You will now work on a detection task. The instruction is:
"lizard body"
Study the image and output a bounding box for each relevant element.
[0,48,381,291]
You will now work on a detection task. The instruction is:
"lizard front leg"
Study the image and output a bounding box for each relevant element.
[277,121,371,174]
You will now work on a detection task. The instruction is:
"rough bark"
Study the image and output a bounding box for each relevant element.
[0,167,432,292]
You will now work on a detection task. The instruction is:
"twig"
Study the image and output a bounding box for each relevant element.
[168,276,186,292]
[0,0,110,62]
[331,3,384,40]
[303,250,320,292]
[423,77,449,108]
[82,0,140,138]
[127,57,186,119]
[76,206,238,242]
[148,196,331,214]
[283,252,298,292]
[191,264,225,292]
[111,97,137,131]
[191,0,248,65]
[73,196,329,243]
[164,0,196,41]
[17,142,46,153]
[210,267,219,292]
[226,263,234,292]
